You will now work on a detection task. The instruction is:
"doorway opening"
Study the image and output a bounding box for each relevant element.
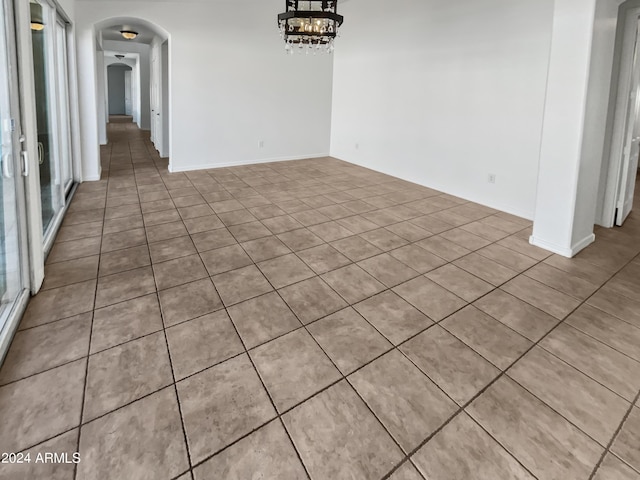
[94,17,170,162]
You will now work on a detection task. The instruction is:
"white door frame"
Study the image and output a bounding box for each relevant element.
[600,5,640,227]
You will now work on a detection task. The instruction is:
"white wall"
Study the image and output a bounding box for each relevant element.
[56,0,74,21]
[75,0,333,175]
[330,0,555,219]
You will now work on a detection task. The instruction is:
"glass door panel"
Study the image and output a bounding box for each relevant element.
[55,19,73,193]
[30,0,62,233]
[0,0,27,340]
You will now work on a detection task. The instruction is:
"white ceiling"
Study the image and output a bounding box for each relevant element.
[101,21,156,44]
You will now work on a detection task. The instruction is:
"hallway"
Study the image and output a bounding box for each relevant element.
[0,120,640,479]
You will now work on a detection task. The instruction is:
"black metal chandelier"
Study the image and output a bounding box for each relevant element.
[278,0,344,54]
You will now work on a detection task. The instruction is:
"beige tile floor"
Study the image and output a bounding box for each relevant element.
[0,118,640,479]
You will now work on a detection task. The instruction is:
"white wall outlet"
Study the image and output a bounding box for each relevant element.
[488,174,497,184]
[259,140,265,148]
[355,142,360,150]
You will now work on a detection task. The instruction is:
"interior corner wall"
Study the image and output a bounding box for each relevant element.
[75,0,333,174]
[103,40,151,130]
[330,0,555,219]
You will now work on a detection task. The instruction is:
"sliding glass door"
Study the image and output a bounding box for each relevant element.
[0,0,29,353]
[30,0,74,239]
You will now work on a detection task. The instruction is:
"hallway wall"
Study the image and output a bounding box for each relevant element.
[75,0,333,177]
[330,0,555,219]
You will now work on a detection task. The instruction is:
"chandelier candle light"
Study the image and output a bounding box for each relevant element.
[278,0,344,54]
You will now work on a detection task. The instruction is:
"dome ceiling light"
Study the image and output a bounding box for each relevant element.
[120,30,139,40]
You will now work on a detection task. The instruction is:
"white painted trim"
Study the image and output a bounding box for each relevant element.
[83,174,102,182]
[337,156,535,221]
[168,153,331,173]
[530,233,595,258]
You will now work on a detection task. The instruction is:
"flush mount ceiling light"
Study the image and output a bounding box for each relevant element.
[120,30,139,40]
[278,0,344,55]
[115,54,125,59]
[30,3,45,31]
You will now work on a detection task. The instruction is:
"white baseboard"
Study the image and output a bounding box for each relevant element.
[529,233,595,258]
[169,153,330,173]
[332,156,535,221]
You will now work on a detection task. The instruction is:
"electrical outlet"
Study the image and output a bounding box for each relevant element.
[259,140,264,148]
[488,174,496,184]
[355,143,360,150]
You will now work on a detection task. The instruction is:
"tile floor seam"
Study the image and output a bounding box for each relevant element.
[72,140,111,480]
[588,389,640,480]
[385,249,640,480]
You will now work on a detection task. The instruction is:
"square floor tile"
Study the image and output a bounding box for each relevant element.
[330,235,383,261]
[308,308,392,375]
[321,264,386,304]
[277,229,324,251]
[390,244,447,274]
[193,420,307,480]
[401,326,499,405]
[350,350,457,452]
[47,237,102,264]
[183,215,225,234]
[440,229,491,251]
[250,329,341,412]
[166,311,244,380]
[454,253,519,286]
[593,454,640,480]
[228,221,272,242]
[336,215,380,234]
[95,267,156,309]
[159,278,223,327]
[218,209,258,227]
[283,381,404,479]
[153,254,208,290]
[360,229,409,251]
[83,332,173,422]
[258,254,315,289]
[249,205,287,220]
[291,209,331,226]
[101,228,147,254]
[279,276,348,325]
[91,294,163,354]
[297,244,351,274]
[0,360,85,454]
[148,236,196,264]
[588,288,640,328]
[99,245,151,277]
[525,264,599,301]
[191,228,237,252]
[77,388,189,480]
[426,265,494,302]
[502,276,581,320]
[416,236,471,262]
[353,291,434,345]
[386,221,432,242]
[200,245,253,276]
[474,290,558,342]
[565,304,640,362]
[540,323,640,402]
[508,347,629,446]
[228,292,302,349]
[213,265,274,306]
[308,221,354,242]
[467,377,603,480]
[393,276,467,321]
[612,407,640,473]
[358,253,420,288]
[262,215,304,234]
[0,429,79,480]
[477,244,539,272]
[42,256,100,290]
[146,221,188,243]
[413,413,535,480]
[177,354,276,464]
[241,236,291,263]
[143,209,182,228]
[0,313,91,385]
[442,306,532,370]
